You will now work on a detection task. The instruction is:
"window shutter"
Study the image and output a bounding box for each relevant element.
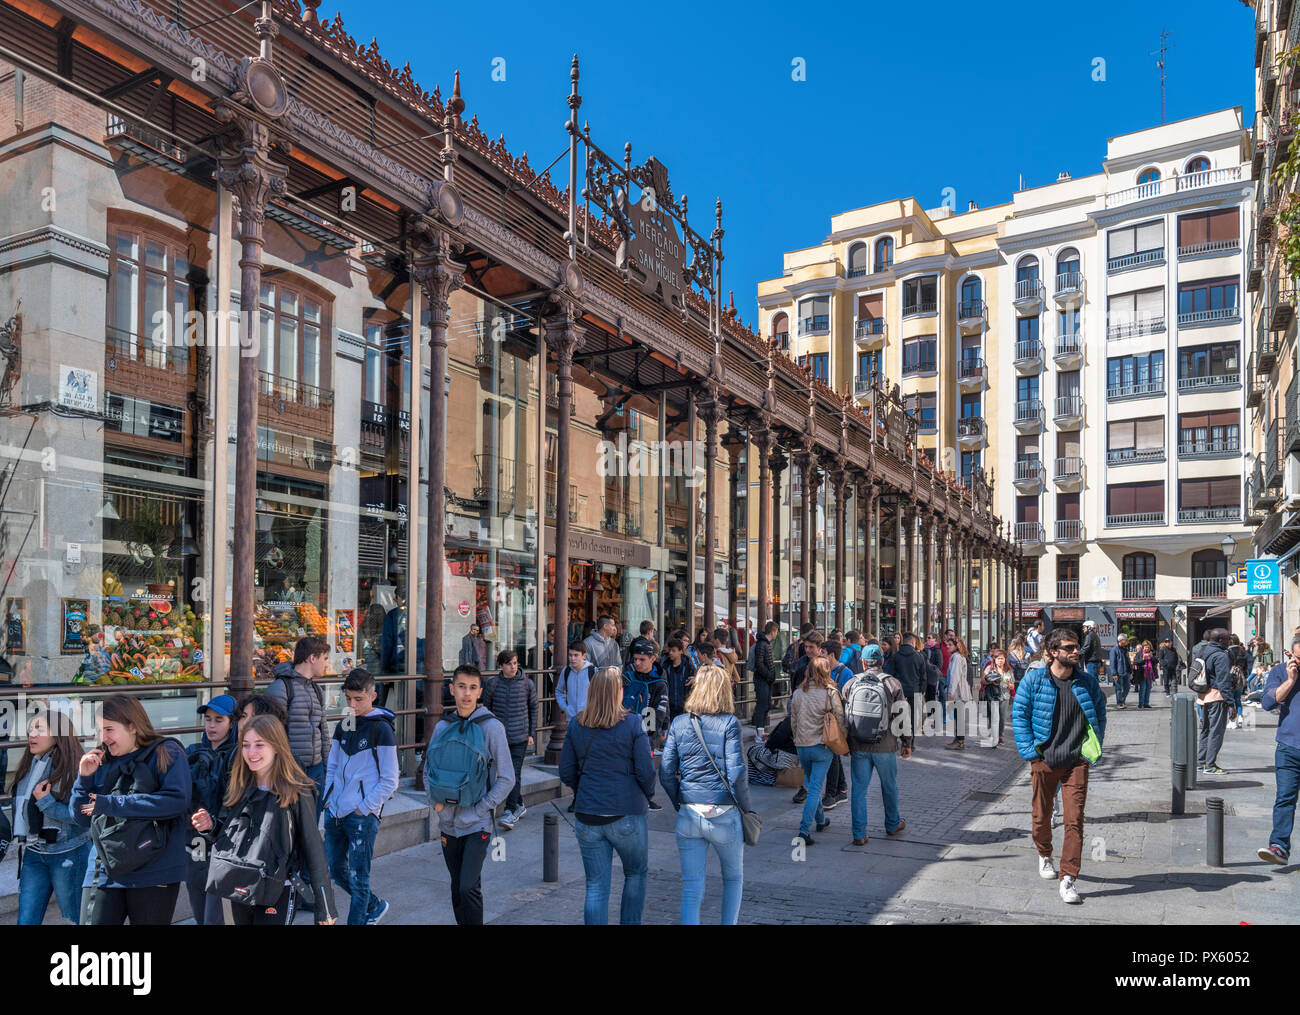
[1108,227,1136,258]
[1108,420,1136,449]
[1136,287,1164,319]
[1178,213,1208,247]
[1206,208,1239,243]
[1181,479,1209,509]
[1135,418,1165,449]
[1135,219,1164,251]
[1109,485,1136,514]
[1057,370,1081,397]
[1179,412,1210,431]
[1060,432,1082,457]
[1109,292,1136,326]
[859,293,882,317]
[1134,482,1165,513]
[1058,494,1081,520]
[1207,410,1238,429]
[1017,496,1039,523]
[1210,477,1239,507]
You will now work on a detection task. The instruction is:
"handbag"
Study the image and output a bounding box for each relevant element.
[687,714,761,846]
[822,688,849,757]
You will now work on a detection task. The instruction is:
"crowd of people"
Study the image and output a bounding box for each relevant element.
[3,613,1295,926]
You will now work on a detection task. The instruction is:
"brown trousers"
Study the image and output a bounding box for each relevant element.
[1030,758,1090,879]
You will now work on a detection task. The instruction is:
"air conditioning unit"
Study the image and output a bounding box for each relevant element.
[1284,454,1300,510]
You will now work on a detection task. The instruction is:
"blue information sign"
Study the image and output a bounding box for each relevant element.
[1246,558,1281,595]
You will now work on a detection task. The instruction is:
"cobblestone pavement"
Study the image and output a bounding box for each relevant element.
[367,686,1295,924]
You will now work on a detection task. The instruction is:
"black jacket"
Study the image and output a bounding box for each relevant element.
[1080,630,1103,666]
[753,634,775,684]
[1158,645,1180,674]
[890,643,927,701]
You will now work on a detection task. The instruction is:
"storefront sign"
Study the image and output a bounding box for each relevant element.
[61,598,89,654]
[1051,607,1085,622]
[623,157,686,308]
[457,600,471,618]
[58,365,97,412]
[1018,605,1041,618]
[1115,606,1158,620]
[544,527,652,569]
[5,597,25,653]
[1247,558,1281,595]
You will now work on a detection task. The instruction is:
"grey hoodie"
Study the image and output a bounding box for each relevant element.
[431,705,515,837]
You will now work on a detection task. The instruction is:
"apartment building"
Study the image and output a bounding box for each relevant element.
[1248,0,1300,648]
[759,109,1252,654]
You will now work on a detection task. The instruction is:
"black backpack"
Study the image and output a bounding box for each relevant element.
[205,789,296,906]
[188,740,233,818]
[90,738,183,881]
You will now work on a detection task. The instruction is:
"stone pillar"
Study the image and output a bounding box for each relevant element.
[216,112,287,696]
[832,469,846,633]
[540,299,580,762]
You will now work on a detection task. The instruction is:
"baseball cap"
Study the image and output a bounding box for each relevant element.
[862,644,883,663]
[630,638,656,658]
[198,694,238,717]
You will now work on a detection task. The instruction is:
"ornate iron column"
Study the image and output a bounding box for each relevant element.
[756,426,773,632]
[922,511,934,636]
[864,481,876,634]
[905,506,918,634]
[723,426,746,632]
[794,448,812,627]
[807,457,823,627]
[699,391,721,635]
[214,15,290,696]
[832,468,846,633]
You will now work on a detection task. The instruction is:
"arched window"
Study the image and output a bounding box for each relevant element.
[1056,248,1080,275]
[1137,167,1161,185]
[1191,549,1226,580]
[771,311,790,349]
[1185,156,1211,176]
[959,276,982,317]
[847,243,867,278]
[874,236,894,272]
[1016,256,1039,283]
[1123,552,1156,580]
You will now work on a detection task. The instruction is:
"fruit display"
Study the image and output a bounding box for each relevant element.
[74,596,205,684]
[295,603,328,636]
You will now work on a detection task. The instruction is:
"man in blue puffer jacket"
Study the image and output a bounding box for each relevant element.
[1012,627,1106,906]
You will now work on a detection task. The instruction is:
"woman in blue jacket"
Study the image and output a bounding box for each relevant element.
[10,702,91,924]
[71,694,192,926]
[659,664,752,925]
[559,667,657,925]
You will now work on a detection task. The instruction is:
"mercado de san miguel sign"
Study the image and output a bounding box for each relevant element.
[620,157,686,309]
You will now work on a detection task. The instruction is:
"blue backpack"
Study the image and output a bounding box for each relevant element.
[424,713,493,807]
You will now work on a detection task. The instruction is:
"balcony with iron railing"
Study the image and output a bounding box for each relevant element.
[1258,321,1279,372]
[1191,577,1228,599]
[1107,316,1166,341]
[1254,457,1282,510]
[1248,227,1264,293]
[1248,360,1265,408]
[105,113,186,167]
[1106,379,1165,401]
[1289,381,1300,454]
[258,370,335,410]
[1055,520,1085,545]
[1177,237,1242,260]
[902,300,937,319]
[1106,247,1166,273]
[1013,339,1045,370]
[853,375,873,402]
[958,357,986,388]
[1177,372,1240,392]
[1177,505,1241,524]
[475,455,537,513]
[1177,305,1241,328]
[1054,271,1083,301]
[957,299,986,329]
[847,265,868,279]
[854,317,886,349]
[1014,521,1045,545]
[1056,579,1080,601]
[1104,166,1243,208]
[957,417,986,445]
[1270,285,1296,331]
[1267,420,1287,487]
[1177,435,1240,459]
[1107,511,1165,528]
[1053,395,1084,425]
[1020,581,1039,602]
[1013,278,1045,309]
[1014,399,1045,431]
[1108,445,1164,468]
[1055,456,1084,485]
[1053,331,1083,366]
[1121,578,1157,600]
[1014,458,1045,490]
[800,315,830,335]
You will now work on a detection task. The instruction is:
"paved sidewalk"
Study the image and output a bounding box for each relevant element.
[361,687,1295,924]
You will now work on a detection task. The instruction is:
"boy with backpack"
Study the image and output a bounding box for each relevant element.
[185,694,239,925]
[263,636,331,807]
[322,668,399,925]
[482,649,538,830]
[424,664,515,926]
[555,641,595,725]
[842,644,911,845]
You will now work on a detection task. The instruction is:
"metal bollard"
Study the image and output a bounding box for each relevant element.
[1187,697,1199,791]
[1172,761,1186,816]
[1171,693,1198,791]
[543,812,559,882]
[1206,796,1224,867]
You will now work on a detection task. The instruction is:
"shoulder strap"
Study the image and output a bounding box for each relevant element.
[688,714,741,810]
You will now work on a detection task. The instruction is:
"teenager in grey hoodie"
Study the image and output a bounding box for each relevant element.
[429,665,515,925]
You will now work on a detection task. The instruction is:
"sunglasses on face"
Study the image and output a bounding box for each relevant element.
[1056,644,1080,653]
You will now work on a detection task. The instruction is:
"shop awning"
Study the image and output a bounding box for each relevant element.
[1201,595,1266,619]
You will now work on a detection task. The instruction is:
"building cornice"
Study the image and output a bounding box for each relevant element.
[1103,133,1248,172]
[999,221,1100,254]
[1090,182,1253,229]
[335,329,366,362]
[0,225,111,278]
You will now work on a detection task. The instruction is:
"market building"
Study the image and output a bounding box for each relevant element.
[0,0,1013,761]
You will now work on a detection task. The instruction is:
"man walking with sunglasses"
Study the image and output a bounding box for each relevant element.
[1012,628,1107,905]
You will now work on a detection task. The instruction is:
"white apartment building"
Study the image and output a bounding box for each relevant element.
[996,109,1253,654]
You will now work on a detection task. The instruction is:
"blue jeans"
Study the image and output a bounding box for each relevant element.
[1270,741,1300,857]
[304,762,326,817]
[796,744,833,835]
[676,806,744,925]
[323,811,382,925]
[849,751,901,840]
[1114,673,1130,705]
[1137,678,1151,708]
[17,842,91,925]
[1085,662,1100,684]
[573,815,648,925]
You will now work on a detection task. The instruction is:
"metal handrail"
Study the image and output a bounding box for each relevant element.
[1106,248,1165,273]
[1107,446,1164,464]
[1121,578,1157,599]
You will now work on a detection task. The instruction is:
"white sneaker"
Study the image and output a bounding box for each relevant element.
[512,804,527,822]
[1038,855,1057,880]
[499,808,517,830]
[1059,875,1081,904]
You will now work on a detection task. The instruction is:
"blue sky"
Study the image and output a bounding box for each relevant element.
[331,0,1256,329]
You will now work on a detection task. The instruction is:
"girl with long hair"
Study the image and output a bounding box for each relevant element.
[945,635,973,750]
[191,714,337,925]
[558,667,656,925]
[10,702,89,924]
[659,664,752,925]
[72,694,192,925]
[789,656,845,845]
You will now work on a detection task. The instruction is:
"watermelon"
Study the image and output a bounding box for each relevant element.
[151,600,171,615]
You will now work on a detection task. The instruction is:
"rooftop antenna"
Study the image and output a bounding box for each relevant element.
[1151,29,1171,124]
